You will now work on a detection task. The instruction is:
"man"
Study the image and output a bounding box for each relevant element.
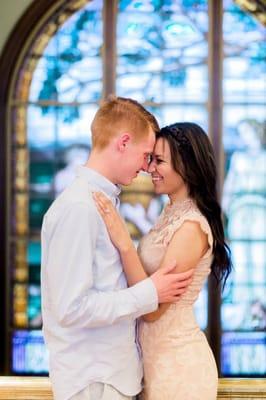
[41,96,192,400]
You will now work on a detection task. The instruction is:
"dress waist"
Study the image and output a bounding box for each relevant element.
[139,305,203,342]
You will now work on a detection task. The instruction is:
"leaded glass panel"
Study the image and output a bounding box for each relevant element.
[117,0,209,331]
[9,0,103,374]
[222,1,266,376]
[7,0,265,377]
[117,0,208,103]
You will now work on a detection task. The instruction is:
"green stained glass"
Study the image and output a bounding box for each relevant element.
[30,160,55,194]
[28,285,42,327]
[27,242,41,266]
[29,198,53,230]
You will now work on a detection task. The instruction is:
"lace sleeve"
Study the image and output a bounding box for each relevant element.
[156,210,213,258]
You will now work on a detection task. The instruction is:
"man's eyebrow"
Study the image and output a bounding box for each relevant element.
[154,153,164,158]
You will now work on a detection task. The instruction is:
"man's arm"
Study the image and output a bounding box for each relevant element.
[42,202,158,329]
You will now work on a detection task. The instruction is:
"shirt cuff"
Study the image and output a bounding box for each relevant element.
[128,278,158,318]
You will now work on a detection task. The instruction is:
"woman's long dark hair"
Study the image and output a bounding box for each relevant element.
[157,122,232,287]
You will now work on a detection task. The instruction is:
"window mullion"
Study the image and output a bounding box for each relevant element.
[207,0,224,376]
[102,0,117,98]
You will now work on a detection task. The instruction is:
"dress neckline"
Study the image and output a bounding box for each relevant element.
[164,197,193,214]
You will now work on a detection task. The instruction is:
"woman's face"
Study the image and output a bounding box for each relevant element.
[148,137,188,200]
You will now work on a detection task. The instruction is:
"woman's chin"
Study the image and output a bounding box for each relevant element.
[153,185,163,195]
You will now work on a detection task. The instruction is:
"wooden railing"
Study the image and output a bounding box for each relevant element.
[0,377,265,399]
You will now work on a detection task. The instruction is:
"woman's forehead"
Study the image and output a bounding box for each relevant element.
[154,137,169,155]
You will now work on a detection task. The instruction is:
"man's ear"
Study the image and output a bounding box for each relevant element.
[116,133,131,152]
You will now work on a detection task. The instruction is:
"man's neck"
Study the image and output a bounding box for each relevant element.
[85,150,117,184]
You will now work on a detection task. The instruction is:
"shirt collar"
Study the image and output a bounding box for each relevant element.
[76,166,121,198]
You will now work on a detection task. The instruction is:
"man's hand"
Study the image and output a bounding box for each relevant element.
[150,263,193,303]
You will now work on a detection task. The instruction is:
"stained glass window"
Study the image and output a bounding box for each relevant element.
[221,0,266,376]
[7,0,266,376]
[117,0,209,330]
[9,0,103,374]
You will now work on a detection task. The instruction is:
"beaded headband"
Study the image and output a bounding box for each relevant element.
[160,125,191,148]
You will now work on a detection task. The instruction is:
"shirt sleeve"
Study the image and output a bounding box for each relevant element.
[42,201,158,328]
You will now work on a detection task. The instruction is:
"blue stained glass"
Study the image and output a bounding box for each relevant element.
[117,63,207,103]
[222,1,266,376]
[119,0,207,13]
[223,4,266,104]
[117,13,162,57]
[225,256,265,285]
[119,0,157,12]
[145,105,163,127]
[224,58,266,103]
[27,105,96,149]
[53,143,90,196]
[223,109,266,153]
[27,106,57,148]
[222,332,266,375]
[183,41,208,57]
[162,15,204,47]
[179,0,207,11]
[55,105,95,144]
[30,4,103,104]
[12,330,48,374]
[222,283,266,330]
[223,8,262,37]
[30,56,102,103]
[161,105,208,129]
[28,284,42,327]
[117,2,207,103]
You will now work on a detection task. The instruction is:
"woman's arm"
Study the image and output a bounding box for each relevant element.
[93,192,149,285]
[141,220,209,321]
[93,192,197,321]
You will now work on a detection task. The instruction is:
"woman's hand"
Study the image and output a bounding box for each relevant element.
[92,192,133,252]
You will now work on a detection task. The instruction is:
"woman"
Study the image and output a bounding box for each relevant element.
[93,122,232,400]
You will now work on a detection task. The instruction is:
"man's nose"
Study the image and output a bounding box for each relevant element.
[141,159,149,172]
[147,159,155,173]
[142,156,153,172]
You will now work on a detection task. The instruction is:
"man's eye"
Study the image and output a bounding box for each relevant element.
[146,154,152,164]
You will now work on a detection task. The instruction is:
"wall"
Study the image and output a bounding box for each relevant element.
[0,0,33,54]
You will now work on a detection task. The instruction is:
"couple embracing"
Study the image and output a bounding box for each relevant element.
[41,96,231,400]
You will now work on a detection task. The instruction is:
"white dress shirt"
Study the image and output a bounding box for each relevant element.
[41,166,158,400]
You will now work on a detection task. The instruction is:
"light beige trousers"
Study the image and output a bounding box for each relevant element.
[70,383,133,400]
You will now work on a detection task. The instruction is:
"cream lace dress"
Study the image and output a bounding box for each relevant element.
[138,198,218,400]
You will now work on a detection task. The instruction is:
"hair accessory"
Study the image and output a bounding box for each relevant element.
[161,125,190,148]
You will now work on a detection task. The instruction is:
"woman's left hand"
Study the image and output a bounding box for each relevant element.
[92,191,133,252]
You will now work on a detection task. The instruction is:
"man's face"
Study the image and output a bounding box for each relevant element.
[118,127,155,185]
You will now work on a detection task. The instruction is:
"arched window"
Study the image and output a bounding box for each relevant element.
[1,0,265,376]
